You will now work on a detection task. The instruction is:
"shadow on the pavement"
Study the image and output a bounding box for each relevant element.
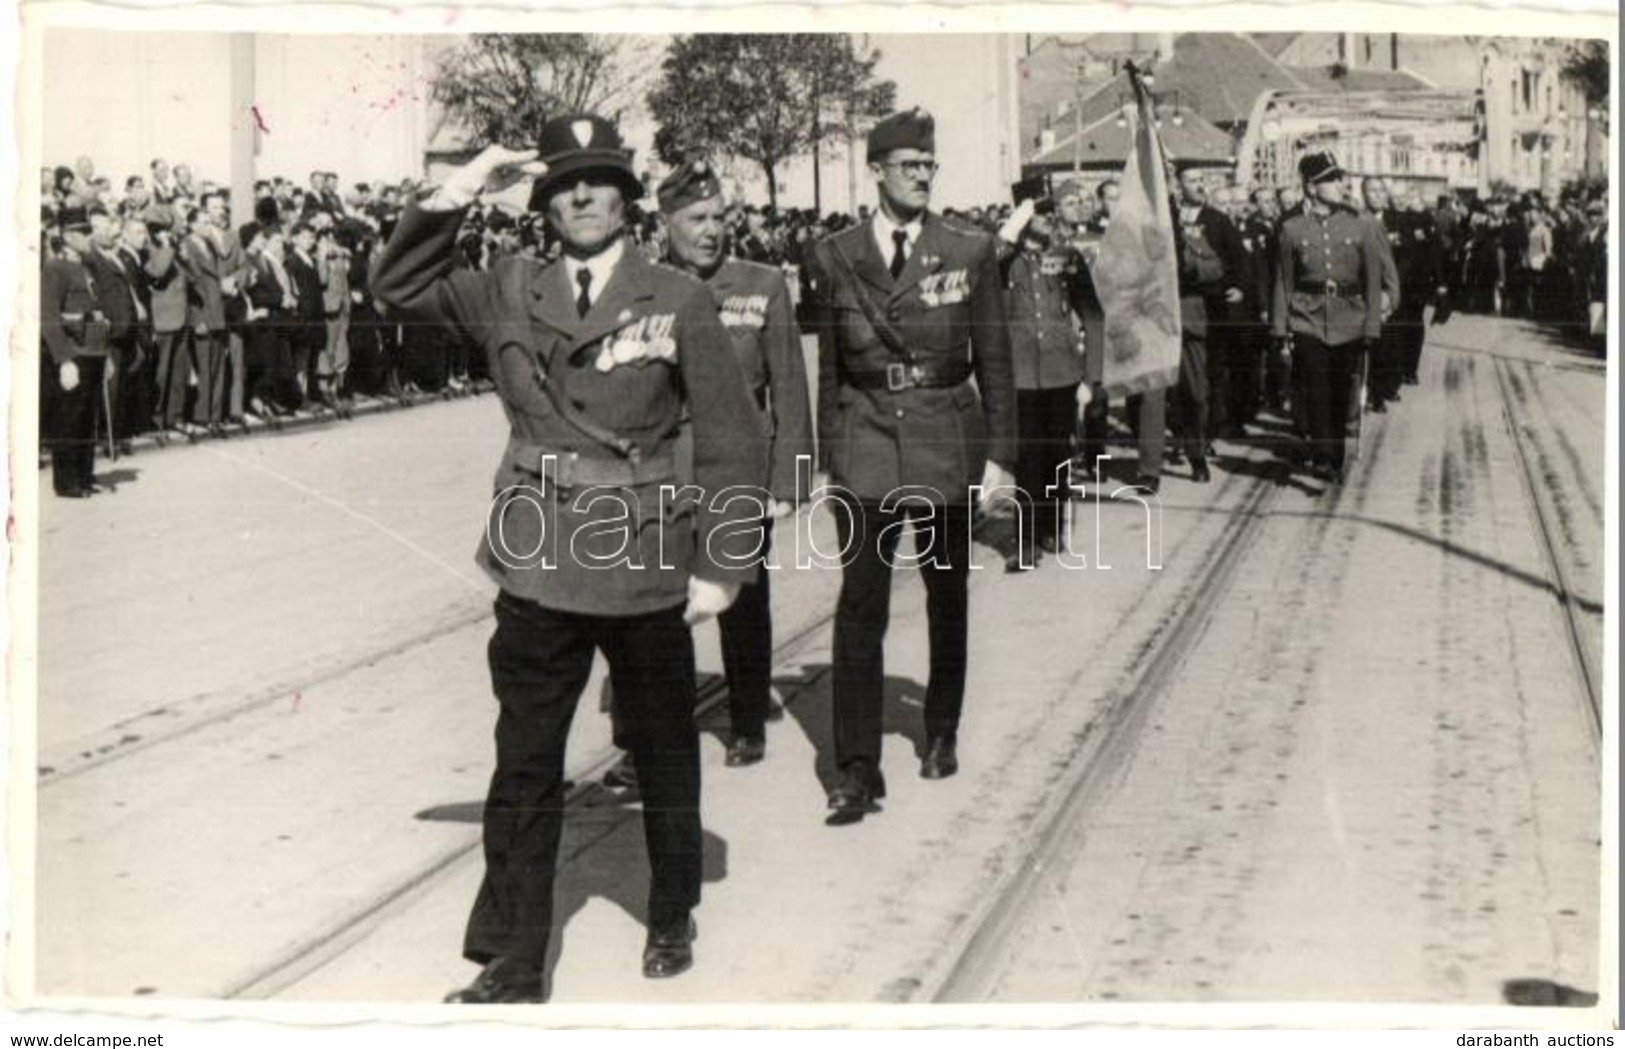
[543,823,728,987]
[1501,977,1600,1007]
[93,467,141,489]
[1272,509,1604,615]
[780,665,929,792]
[1214,453,1325,497]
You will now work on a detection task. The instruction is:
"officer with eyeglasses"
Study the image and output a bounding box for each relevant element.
[810,106,1017,825]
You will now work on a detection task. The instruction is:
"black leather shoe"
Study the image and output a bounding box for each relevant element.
[725,735,765,767]
[1190,458,1212,484]
[642,916,697,979]
[1132,474,1161,496]
[54,487,92,499]
[826,762,884,825]
[602,753,638,791]
[444,959,548,1004]
[920,736,959,780]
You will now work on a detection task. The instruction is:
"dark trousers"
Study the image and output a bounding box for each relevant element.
[1392,308,1427,383]
[152,329,191,429]
[830,500,970,769]
[43,354,105,494]
[1216,321,1265,430]
[465,592,702,971]
[1168,332,1209,457]
[1372,321,1405,404]
[1015,385,1078,547]
[105,334,152,443]
[718,521,774,739]
[1294,334,1367,468]
[193,330,228,425]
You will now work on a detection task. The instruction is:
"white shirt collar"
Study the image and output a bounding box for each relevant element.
[872,209,923,261]
[564,237,626,308]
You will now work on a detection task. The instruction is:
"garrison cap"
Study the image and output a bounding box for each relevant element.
[867,107,935,162]
[1298,149,1345,185]
[657,155,722,214]
[527,112,643,211]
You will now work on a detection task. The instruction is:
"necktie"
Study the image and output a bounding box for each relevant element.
[889,230,909,279]
[575,268,594,318]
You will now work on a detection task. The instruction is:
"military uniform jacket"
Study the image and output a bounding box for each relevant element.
[707,258,814,502]
[1001,247,1086,391]
[812,213,1016,504]
[1271,203,1386,347]
[372,203,768,616]
[40,255,111,364]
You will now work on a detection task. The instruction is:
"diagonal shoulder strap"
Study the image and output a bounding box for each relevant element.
[825,240,912,363]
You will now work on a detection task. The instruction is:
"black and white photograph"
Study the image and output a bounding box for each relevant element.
[7,4,1618,1032]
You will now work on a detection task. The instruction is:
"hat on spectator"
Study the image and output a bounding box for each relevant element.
[867,107,935,162]
[59,205,90,231]
[657,156,721,214]
[1586,199,1607,216]
[527,112,642,211]
[1297,149,1344,185]
[238,221,260,247]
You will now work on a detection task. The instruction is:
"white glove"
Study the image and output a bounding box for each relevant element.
[978,460,1017,512]
[998,198,1039,244]
[58,360,79,392]
[684,576,741,625]
[770,500,794,520]
[434,145,549,210]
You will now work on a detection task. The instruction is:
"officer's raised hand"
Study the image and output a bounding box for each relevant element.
[684,577,741,626]
[438,145,550,206]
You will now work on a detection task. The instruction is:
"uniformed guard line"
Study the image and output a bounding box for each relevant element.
[1489,356,1602,746]
[219,598,843,1001]
[915,467,1286,1003]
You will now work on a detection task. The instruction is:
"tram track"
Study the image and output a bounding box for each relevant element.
[220,599,842,1000]
[909,343,1606,1001]
[914,465,1287,1002]
[1488,356,1603,744]
[218,467,1269,1001]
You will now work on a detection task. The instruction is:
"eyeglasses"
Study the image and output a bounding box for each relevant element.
[885,160,940,178]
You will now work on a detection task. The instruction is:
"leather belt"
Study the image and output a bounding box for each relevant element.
[1295,280,1356,295]
[846,361,973,392]
[509,445,677,489]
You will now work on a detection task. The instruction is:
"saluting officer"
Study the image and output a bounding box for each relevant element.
[41,205,112,498]
[812,107,1017,825]
[1271,150,1385,482]
[373,113,768,1002]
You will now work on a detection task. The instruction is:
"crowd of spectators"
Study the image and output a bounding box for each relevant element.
[37,151,1608,475]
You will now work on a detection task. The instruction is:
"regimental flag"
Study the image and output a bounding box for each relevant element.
[1091,64,1182,398]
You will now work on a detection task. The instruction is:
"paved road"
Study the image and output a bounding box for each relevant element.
[26,314,1607,1012]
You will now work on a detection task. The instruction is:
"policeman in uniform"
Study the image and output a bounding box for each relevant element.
[41,205,111,498]
[811,107,1017,824]
[1271,151,1385,482]
[373,113,768,1001]
[604,157,813,770]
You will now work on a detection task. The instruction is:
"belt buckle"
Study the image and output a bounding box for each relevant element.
[885,362,909,392]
